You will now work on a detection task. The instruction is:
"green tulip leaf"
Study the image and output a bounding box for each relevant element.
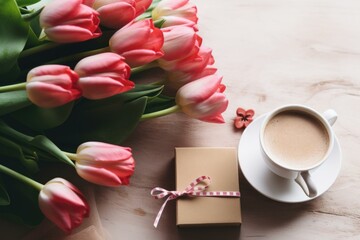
[21,7,43,22]
[0,90,32,117]
[29,15,42,38]
[144,95,176,114]
[123,84,164,100]
[78,96,147,145]
[46,85,162,149]
[0,178,10,206]
[0,0,29,74]
[48,97,148,149]
[23,27,42,49]
[10,102,74,130]
[0,63,21,86]
[0,176,43,226]
[76,84,164,111]
[0,136,39,173]
[29,135,73,166]
[16,0,41,7]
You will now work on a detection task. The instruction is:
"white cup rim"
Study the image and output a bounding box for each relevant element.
[259,104,334,172]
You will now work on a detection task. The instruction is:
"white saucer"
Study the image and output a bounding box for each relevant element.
[238,114,342,203]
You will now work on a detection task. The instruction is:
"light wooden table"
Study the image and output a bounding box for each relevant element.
[2,0,360,239]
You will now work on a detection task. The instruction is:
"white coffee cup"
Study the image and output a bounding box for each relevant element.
[259,104,337,197]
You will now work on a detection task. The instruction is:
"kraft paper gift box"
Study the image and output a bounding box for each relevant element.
[175,147,242,227]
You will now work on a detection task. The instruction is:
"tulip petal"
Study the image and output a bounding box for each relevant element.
[40,0,101,43]
[26,65,81,108]
[28,65,76,79]
[182,92,228,119]
[39,191,73,233]
[135,0,152,15]
[77,141,131,152]
[29,74,74,88]
[38,178,89,233]
[78,76,134,99]
[161,26,196,61]
[26,82,80,108]
[158,45,212,73]
[97,2,136,28]
[109,19,164,66]
[77,143,133,162]
[176,75,223,106]
[40,0,82,27]
[74,142,135,186]
[153,0,198,25]
[93,0,134,8]
[45,25,101,43]
[175,46,213,73]
[76,164,123,186]
[201,114,225,123]
[141,27,165,51]
[74,52,133,99]
[175,74,228,124]
[110,21,152,51]
[121,49,164,67]
[161,16,198,30]
[75,52,128,77]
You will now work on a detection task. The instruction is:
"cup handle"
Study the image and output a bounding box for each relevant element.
[295,171,317,198]
[323,109,337,126]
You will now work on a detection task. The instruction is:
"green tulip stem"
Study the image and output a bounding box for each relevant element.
[0,164,43,191]
[47,47,111,65]
[63,152,78,162]
[0,82,26,93]
[131,61,159,75]
[140,105,180,120]
[0,121,33,143]
[19,42,61,59]
[150,79,166,85]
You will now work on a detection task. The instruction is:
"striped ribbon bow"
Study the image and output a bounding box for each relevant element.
[150,175,241,228]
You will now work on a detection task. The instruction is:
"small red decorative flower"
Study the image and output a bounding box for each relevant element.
[234,107,255,129]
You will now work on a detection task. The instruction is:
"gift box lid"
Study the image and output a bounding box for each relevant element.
[175,147,242,227]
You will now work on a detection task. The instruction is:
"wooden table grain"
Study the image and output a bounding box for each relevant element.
[2,0,360,239]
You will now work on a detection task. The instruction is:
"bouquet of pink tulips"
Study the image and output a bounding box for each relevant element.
[0,0,228,233]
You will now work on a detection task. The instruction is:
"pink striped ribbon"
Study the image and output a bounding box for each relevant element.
[150,175,241,228]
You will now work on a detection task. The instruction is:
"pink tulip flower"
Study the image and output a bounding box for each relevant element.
[152,0,198,30]
[109,19,164,67]
[159,45,214,74]
[39,0,101,43]
[176,75,228,123]
[74,142,135,187]
[165,65,217,92]
[26,65,81,108]
[74,53,134,99]
[92,0,152,29]
[161,26,201,61]
[38,178,90,233]
[134,0,153,15]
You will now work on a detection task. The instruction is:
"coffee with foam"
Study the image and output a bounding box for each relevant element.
[264,111,330,169]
